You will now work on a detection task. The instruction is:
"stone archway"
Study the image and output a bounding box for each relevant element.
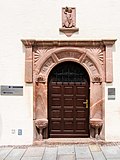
[22,39,116,140]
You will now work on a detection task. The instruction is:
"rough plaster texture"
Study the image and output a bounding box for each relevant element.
[0,0,120,145]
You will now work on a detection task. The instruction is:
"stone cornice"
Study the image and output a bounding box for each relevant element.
[21,39,35,47]
[102,39,117,46]
[21,39,116,48]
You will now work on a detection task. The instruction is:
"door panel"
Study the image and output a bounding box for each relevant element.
[49,82,89,137]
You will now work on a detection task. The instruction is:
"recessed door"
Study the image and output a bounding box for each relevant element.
[48,62,90,138]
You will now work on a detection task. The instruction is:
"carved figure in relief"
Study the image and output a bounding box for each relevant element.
[63,7,75,28]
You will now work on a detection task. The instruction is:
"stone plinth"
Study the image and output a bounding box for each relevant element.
[90,118,103,139]
[35,119,48,140]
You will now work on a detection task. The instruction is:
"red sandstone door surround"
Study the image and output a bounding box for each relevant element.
[22,39,116,140]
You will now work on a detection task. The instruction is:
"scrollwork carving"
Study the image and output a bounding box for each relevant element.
[35,73,46,83]
[35,119,48,140]
[35,119,48,129]
[92,75,102,83]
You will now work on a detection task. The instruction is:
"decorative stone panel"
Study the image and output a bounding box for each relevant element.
[59,7,79,37]
[55,51,81,59]
[86,48,105,66]
[103,40,115,82]
[22,40,34,83]
[40,57,55,74]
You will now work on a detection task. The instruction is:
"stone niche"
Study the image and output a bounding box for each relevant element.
[22,39,116,140]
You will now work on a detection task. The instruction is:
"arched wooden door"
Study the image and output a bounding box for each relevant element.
[48,62,90,138]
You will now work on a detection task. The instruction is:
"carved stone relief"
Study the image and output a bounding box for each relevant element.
[35,73,46,83]
[59,7,79,36]
[86,48,105,66]
[92,75,102,83]
[33,48,47,66]
[55,51,83,60]
[33,48,56,84]
[62,7,75,28]
[35,83,47,119]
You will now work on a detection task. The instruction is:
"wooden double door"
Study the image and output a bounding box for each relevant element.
[48,62,90,138]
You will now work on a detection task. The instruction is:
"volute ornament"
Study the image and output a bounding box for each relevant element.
[35,73,46,83]
[92,75,102,83]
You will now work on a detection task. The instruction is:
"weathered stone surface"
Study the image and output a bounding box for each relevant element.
[23,147,45,157]
[91,151,106,160]
[0,147,13,160]
[75,146,93,159]
[22,40,116,140]
[58,145,75,155]
[89,144,101,152]
[1,143,120,160]
[4,149,26,160]
[57,154,75,160]
[100,146,120,159]
[21,157,41,160]
[42,147,57,160]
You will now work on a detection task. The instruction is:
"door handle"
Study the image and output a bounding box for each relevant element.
[83,99,88,108]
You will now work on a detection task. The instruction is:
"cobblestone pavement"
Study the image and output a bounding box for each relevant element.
[1,142,120,160]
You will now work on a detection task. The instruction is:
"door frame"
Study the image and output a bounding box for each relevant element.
[22,39,116,141]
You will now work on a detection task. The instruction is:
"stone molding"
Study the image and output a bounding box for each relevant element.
[22,39,35,48]
[22,39,116,83]
[22,39,116,47]
[59,28,79,37]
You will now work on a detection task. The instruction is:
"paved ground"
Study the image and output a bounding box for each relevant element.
[1,142,120,160]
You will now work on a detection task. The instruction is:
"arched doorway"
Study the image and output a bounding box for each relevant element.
[22,39,116,141]
[48,61,90,138]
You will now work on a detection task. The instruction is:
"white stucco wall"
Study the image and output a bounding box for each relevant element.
[0,0,120,145]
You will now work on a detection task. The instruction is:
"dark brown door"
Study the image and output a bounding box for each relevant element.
[48,62,90,138]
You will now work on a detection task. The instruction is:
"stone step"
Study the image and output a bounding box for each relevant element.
[34,138,105,145]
